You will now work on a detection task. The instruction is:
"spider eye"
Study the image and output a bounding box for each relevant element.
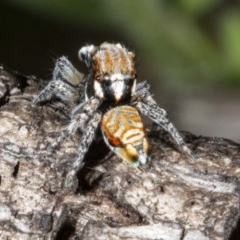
[124,77,134,87]
[103,80,112,88]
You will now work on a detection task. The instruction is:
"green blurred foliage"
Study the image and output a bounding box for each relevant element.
[220,10,240,83]
[4,0,240,89]
[177,0,221,16]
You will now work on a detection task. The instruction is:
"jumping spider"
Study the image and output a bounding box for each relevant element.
[34,42,191,188]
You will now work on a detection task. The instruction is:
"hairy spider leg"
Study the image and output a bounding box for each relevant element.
[134,81,151,96]
[34,56,85,104]
[51,97,102,149]
[65,111,102,188]
[78,44,97,68]
[133,83,191,155]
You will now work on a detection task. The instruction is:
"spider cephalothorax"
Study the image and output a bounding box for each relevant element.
[79,43,137,104]
[34,42,191,188]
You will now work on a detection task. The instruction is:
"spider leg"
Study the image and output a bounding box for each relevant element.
[133,82,191,155]
[135,81,151,96]
[78,44,97,68]
[51,97,102,150]
[34,56,85,105]
[64,111,102,189]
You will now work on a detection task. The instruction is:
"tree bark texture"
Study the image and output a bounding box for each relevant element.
[0,65,240,240]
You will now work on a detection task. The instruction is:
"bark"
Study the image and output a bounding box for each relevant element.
[0,64,239,240]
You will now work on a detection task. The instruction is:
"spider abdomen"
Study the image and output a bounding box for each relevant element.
[101,105,149,166]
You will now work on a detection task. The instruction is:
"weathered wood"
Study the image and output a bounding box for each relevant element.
[0,65,239,240]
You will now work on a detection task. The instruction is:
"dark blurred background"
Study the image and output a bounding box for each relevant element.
[1,0,240,142]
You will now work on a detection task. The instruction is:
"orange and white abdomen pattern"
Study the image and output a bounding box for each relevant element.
[101,105,149,166]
